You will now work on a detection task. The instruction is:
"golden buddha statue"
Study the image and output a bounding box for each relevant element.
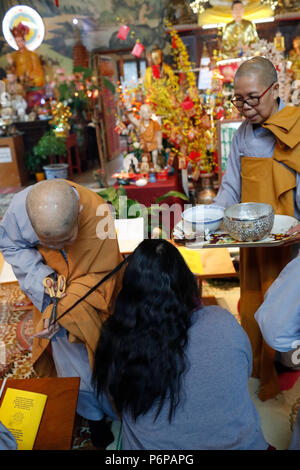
[221,0,258,58]
[144,45,175,93]
[289,36,300,81]
[7,22,45,89]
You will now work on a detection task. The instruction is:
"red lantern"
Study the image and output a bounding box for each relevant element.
[131,42,144,58]
[55,0,59,6]
[117,25,130,41]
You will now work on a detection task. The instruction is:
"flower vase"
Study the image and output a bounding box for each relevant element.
[35,171,45,182]
[196,172,216,205]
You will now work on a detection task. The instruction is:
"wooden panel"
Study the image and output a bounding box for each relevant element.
[0,135,29,188]
[0,377,80,450]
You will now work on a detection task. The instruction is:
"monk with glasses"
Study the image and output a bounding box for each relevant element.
[214,56,300,402]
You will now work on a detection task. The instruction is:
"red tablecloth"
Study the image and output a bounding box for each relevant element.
[114,174,186,233]
[115,174,181,205]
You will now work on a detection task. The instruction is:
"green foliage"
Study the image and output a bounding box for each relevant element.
[56,66,100,115]
[97,186,146,220]
[73,66,93,80]
[98,186,189,238]
[25,149,47,173]
[33,131,67,158]
[155,190,189,204]
[25,131,67,173]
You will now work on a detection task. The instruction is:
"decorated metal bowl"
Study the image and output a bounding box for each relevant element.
[223,202,274,242]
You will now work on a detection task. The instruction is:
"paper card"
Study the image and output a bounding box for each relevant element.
[0,260,17,283]
[0,147,12,163]
[177,246,203,275]
[117,25,130,40]
[114,217,144,253]
[0,388,47,450]
[131,42,144,58]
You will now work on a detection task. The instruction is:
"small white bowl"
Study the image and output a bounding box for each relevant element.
[182,204,224,234]
[135,178,148,186]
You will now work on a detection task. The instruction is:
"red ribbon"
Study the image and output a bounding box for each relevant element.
[152,65,160,79]
[181,96,194,110]
[188,151,200,161]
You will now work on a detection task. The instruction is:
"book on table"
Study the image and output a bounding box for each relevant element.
[0,387,47,450]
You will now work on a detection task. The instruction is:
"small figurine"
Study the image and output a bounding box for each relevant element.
[0,91,15,121]
[123,153,139,173]
[140,155,150,173]
[127,103,163,170]
[11,94,28,121]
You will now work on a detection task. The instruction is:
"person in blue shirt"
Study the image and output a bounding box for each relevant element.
[92,239,269,450]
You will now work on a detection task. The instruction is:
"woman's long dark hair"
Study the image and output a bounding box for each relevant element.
[92,239,201,422]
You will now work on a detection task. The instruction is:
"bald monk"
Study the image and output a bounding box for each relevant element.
[214,56,300,401]
[0,180,124,448]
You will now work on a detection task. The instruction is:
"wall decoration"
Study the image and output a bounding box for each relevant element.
[0,1,170,73]
[2,5,45,51]
[216,119,243,184]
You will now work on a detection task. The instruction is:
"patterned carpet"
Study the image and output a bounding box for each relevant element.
[0,190,21,221]
[0,282,121,450]
[0,278,300,450]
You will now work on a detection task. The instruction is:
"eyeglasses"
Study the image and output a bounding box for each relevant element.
[231,82,275,109]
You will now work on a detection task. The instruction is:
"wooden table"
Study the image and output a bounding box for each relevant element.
[196,247,237,279]
[0,377,80,450]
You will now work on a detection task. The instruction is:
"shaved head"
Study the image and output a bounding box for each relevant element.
[26,180,79,247]
[233,56,279,124]
[234,56,278,88]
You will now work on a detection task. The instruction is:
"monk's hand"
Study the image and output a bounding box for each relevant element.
[43,274,66,299]
[31,318,60,340]
[284,223,300,245]
[43,273,57,296]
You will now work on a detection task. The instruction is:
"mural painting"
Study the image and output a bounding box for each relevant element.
[0,0,171,74]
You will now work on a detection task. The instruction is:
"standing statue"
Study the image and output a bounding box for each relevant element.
[127,103,163,170]
[289,36,300,81]
[144,45,175,93]
[7,22,45,89]
[221,1,258,58]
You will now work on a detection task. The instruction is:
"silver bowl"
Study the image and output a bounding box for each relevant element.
[223,202,274,242]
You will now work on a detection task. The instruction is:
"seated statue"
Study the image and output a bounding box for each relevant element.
[221,0,258,58]
[144,45,175,93]
[7,22,45,89]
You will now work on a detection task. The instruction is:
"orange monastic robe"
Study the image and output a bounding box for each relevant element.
[140,119,161,153]
[32,181,124,377]
[12,48,45,88]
